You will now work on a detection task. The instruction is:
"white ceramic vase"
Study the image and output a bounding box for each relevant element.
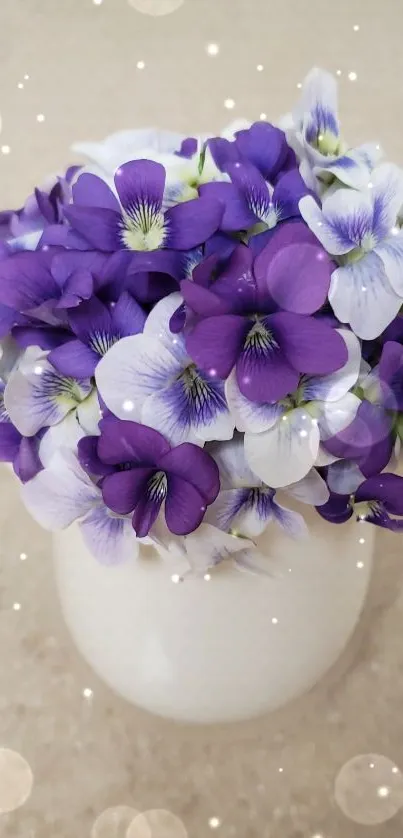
[54,512,374,724]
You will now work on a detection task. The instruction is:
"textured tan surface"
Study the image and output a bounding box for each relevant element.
[1,1,403,835]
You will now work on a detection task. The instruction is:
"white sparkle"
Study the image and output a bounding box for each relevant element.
[260,112,267,120]
[17,82,24,89]
[278,767,284,773]
[369,762,375,768]
[377,785,390,798]
[171,574,181,584]
[391,226,399,236]
[348,71,358,81]
[93,0,103,4]
[297,82,302,89]
[392,766,399,774]
[34,364,43,375]
[19,552,27,561]
[1,145,11,155]
[257,64,264,72]
[336,69,342,76]
[300,429,308,437]
[206,43,219,56]
[36,113,45,122]
[13,603,21,611]
[24,74,30,80]
[136,60,146,70]
[122,399,135,412]
[356,561,364,569]
[204,574,211,581]
[358,537,365,545]
[209,817,221,829]
[224,98,235,110]
[271,617,278,625]
[353,23,360,31]
[82,687,93,699]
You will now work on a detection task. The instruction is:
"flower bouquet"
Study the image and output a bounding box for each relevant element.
[1,66,403,574]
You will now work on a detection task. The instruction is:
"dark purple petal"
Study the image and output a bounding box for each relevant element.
[227,161,272,224]
[165,476,207,535]
[165,195,223,250]
[0,251,58,311]
[160,443,219,504]
[34,188,56,224]
[272,169,310,219]
[132,487,164,537]
[39,224,91,250]
[114,159,165,213]
[0,421,21,461]
[102,468,154,515]
[56,269,95,309]
[211,245,259,313]
[272,312,348,374]
[235,122,288,181]
[236,341,299,403]
[124,249,183,280]
[68,296,112,345]
[78,435,114,477]
[379,341,403,410]
[263,243,332,314]
[316,493,353,524]
[0,303,20,338]
[186,315,249,379]
[13,436,43,483]
[254,219,321,280]
[208,137,241,171]
[111,292,146,336]
[48,340,99,377]
[382,314,403,344]
[176,137,198,158]
[97,418,171,466]
[72,173,120,212]
[355,473,403,515]
[169,302,187,334]
[63,206,121,251]
[180,280,231,317]
[199,182,254,231]
[125,271,178,305]
[51,250,113,289]
[12,325,72,350]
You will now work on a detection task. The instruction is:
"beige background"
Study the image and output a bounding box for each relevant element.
[1,1,403,836]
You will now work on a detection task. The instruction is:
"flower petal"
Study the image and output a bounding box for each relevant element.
[236,333,300,403]
[95,333,181,421]
[263,242,332,314]
[49,340,98,378]
[285,468,329,505]
[326,460,365,494]
[225,369,284,433]
[165,195,223,250]
[370,163,403,240]
[114,159,165,213]
[316,493,353,524]
[102,467,154,514]
[21,449,99,529]
[208,487,273,537]
[164,475,207,535]
[143,292,187,359]
[5,349,92,436]
[329,252,401,340]
[301,329,361,402]
[207,434,258,488]
[98,416,171,465]
[186,315,249,379]
[355,473,403,515]
[299,191,372,254]
[72,173,120,211]
[199,181,254,231]
[244,407,320,488]
[272,312,348,374]
[316,392,361,441]
[79,507,137,565]
[271,500,308,539]
[375,232,403,296]
[63,205,121,251]
[160,442,219,504]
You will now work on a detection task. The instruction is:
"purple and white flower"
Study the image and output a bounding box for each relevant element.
[207,435,329,539]
[226,328,361,487]
[95,293,235,445]
[284,67,382,193]
[317,473,403,532]
[300,163,403,338]
[22,448,136,564]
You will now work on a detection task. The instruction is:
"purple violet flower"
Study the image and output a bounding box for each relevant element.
[78,417,220,537]
[317,474,403,531]
[234,121,296,183]
[184,232,346,404]
[64,160,224,256]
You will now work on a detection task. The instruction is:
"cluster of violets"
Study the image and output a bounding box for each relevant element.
[1,67,403,573]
